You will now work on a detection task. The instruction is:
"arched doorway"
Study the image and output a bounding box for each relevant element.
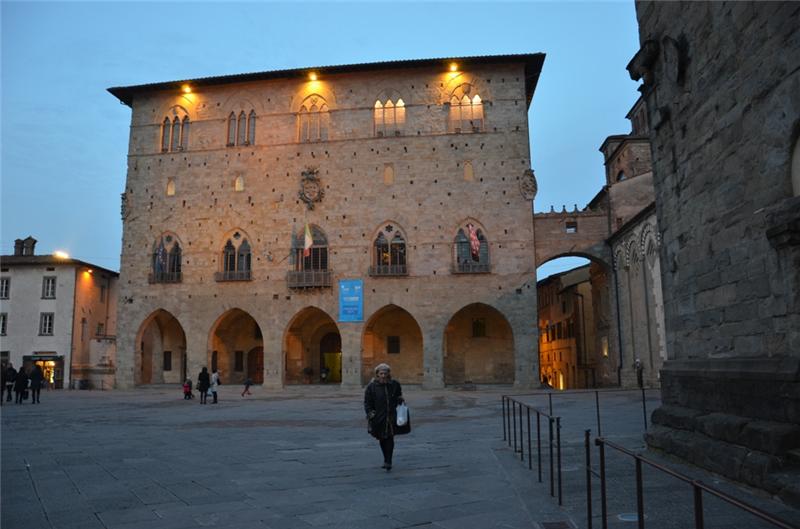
[284,307,340,384]
[208,309,263,385]
[443,303,514,385]
[536,254,614,389]
[362,304,423,385]
[135,309,187,385]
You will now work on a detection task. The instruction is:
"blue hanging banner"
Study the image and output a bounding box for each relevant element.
[338,279,363,322]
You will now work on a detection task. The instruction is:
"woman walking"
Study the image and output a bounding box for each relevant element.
[364,363,404,471]
[14,367,28,404]
[29,364,44,404]
[210,368,221,404]
[197,367,210,405]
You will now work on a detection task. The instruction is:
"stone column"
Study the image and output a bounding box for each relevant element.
[185,325,207,385]
[340,323,363,389]
[422,324,444,389]
[263,329,283,389]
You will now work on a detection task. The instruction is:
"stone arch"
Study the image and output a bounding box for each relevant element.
[207,308,264,385]
[361,304,423,385]
[441,74,489,105]
[134,309,187,385]
[443,302,514,384]
[219,90,263,114]
[290,87,337,113]
[283,306,340,384]
[640,223,659,267]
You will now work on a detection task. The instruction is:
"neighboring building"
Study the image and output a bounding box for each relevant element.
[0,237,118,389]
[534,95,663,389]
[537,265,596,389]
[628,1,800,501]
[108,54,545,390]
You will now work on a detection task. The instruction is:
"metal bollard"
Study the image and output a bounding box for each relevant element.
[585,430,593,529]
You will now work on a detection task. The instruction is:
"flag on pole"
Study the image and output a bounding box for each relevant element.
[467,224,480,261]
[303,223,313,257]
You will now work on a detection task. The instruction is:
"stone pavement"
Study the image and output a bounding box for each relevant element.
[1,386,798,529]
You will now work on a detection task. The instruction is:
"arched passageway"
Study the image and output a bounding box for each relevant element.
[135,309,187,385]
[284,307,341,384]
[361,305,423,385]
[443,303,514,384]
[208,309,263,385]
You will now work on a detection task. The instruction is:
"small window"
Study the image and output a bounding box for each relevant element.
[472,318,486,338]
[42,277,56,299]
[0,278,9,299]
[163,351,172,371]
[565,221,577,234]
[235,351,244,371]
[464,161,474,182]
[0,313,7,336]
[617,171,626,182]
[383,164,395,185]
[234,176,245,192]
[166,178,176,196]
[387,336,400,354]
[96,323,105,336]
[39,313,54,336]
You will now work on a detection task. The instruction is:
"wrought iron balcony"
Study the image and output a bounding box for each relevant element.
[148,271,182,284]
[214,270,252,282]
[368,264,408,277]
[286,269,332,289]
[453,262,490,274]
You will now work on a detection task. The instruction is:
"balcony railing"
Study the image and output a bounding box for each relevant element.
[453,262,490,274]
[368,264,408,277]
[286,269,332,289]
[148,271,182,284]
[214,270,252,282]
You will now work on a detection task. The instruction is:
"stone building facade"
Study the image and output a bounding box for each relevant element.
[628,1,800,501]
[109,55,545,390]
[0,237,118,389]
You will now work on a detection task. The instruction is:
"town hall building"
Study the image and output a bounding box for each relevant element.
[108,54,545,389]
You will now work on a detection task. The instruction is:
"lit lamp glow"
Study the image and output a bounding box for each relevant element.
[181,84,192,94]
[449,63,458,72]
[309,72,318,81]
[53,250,69,259]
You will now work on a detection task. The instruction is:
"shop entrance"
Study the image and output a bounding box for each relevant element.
[23,355,64,389]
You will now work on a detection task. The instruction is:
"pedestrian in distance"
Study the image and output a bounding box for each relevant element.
[29,364,44,404]
[183,379,192,400]
[197,367,210,405]
[241,377,253,397]
[4,363,16,402]
[14,367,29,404]
[210,368,221,404]
[364,363,404,471]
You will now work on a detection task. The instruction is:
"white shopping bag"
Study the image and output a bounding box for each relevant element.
[396,403,409,426]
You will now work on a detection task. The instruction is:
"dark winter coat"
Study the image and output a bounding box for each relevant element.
[14,370,28,392]
[29,366,44,388]
[4,367,16,385]
[363,379,403,440]
[197,369,210,392]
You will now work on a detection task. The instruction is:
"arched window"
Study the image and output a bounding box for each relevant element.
[297,96,329,142]
[449,86,484,133]
[234,175,244,192]
[171,117,181,151]
[464,161,474,181]
[454,223,489,273]
[166,178,176,196]
[161,118,171,152]
[227,113,236,145]
[181,116,189,150]
[248,110,256,145]
[237,111,246,145]
[217,235,252,281]
[370,224,407,276]
[374,98,406,137]
[288,225,330,288]
[150,236,182,283]
[160,108,189,152]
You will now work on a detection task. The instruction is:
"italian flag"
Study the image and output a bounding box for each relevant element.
[304,224,313,257]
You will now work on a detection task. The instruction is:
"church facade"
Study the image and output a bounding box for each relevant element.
[109,54,545,389]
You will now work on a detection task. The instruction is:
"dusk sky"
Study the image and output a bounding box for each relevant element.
[1,1,641,278]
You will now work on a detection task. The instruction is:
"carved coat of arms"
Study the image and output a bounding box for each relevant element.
[519,168,538,200]
[299,167,324,210]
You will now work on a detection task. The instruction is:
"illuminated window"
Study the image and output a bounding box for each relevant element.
[449,86,484,133]
[454,223,489,273]
[0,278,8,299]
[374,98,406,137]
[297,96,329,142]
[39,312,54,336]
[464,161,474,181]
[166,178,176,196]
[42,277,56,299]
[160,109,190,152]
[150,236,182,283]
[234,175,245,192]
[371,225,407,276]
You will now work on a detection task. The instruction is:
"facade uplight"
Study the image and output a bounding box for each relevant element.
[309,72,318,81]
[54,250,70,259]
[181,84,192,94]
[449,63,458,72]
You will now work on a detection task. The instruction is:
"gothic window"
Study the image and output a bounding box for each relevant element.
[234,175,244,192]
[160,109,189,152]
[227,110,256,146]
[374,98,406,136]
[237,111,246,145]
[463,161,474,181]
[297,96,329,142]
[449,85,484,133]
[454,223,489,273]
[166,178,176,196]
[248,110,256,145]
[150,236,182,283]
[218,234,251,281]
[227,113,236,145]
[292,226,328,271]
[370,225,407,276]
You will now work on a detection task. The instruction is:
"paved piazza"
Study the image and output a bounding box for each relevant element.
[2,387,798,529]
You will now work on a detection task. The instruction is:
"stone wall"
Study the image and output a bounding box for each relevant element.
[630,1,800,500]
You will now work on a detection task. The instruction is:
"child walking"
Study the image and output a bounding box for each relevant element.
[183,379,192,400]
[241,378,253,397]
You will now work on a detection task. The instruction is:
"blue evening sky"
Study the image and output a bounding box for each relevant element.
[1,1,641,278]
